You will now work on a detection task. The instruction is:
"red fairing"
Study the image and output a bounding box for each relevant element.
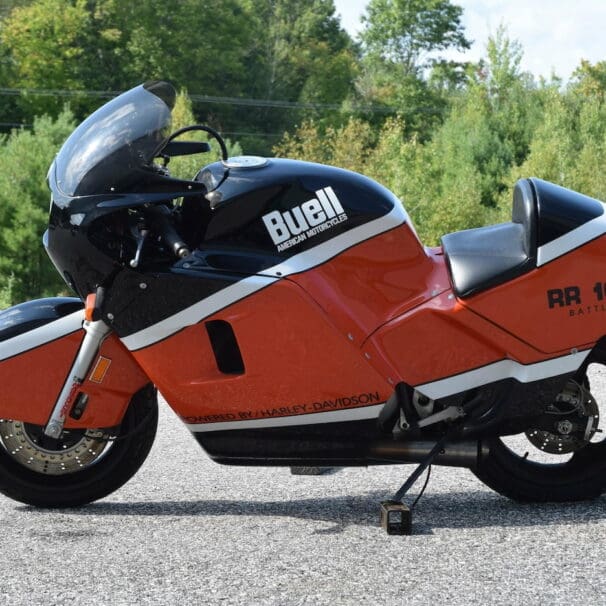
[289,222,450,341]
[130,277,392,424]
[0,330,149,428]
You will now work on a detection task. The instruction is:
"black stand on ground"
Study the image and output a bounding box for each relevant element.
[380,437,448,535]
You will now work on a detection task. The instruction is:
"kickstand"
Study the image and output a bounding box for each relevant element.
[380,436,449,535]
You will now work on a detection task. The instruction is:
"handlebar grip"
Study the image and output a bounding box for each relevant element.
[161,224,191,258]
[147,205,191,259]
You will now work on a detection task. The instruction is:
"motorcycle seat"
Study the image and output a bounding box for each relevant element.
[441,180,537,298]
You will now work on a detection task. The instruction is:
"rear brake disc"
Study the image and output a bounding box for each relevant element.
[525,380,599,454]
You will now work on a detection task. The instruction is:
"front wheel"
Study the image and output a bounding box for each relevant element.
[474,376,606,502]
[0,384,157,507]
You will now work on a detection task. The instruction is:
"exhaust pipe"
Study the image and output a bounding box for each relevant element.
[368,440,489,468]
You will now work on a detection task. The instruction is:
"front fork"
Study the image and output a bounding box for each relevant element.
[44,319,112,438]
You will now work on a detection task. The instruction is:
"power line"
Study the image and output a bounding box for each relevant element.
[222,131,283,138]
[0,122,283,138]
[0,86,443,114]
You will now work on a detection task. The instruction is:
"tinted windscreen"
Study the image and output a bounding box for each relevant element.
[53,82,176,197]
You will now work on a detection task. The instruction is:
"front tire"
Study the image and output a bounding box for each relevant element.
[0,384,157,507]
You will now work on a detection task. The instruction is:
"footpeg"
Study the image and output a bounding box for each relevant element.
[380,500,412,535]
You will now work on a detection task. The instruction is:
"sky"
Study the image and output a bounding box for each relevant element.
[333,0,606,81]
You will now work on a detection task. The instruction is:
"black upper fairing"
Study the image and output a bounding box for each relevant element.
[44,80,400,334]
[52,81,175,198]
[46,82,206,298]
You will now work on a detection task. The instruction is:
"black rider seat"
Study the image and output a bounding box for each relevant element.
[441,180,537,298]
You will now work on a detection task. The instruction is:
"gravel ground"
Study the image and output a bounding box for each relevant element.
[2,370,606,605]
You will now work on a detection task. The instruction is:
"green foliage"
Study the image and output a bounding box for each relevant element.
[244,0,355,102]
[0,274,15,309]
[3,2,606,301]
[356,0,471,138]
[1,0,94,117]
[0,109,75,303]
[360,0,470,73]
[502,82,606,209]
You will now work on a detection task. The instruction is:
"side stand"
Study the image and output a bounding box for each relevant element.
[380,437,448,535]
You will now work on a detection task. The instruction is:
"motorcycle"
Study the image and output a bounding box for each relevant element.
[1,80,605,534]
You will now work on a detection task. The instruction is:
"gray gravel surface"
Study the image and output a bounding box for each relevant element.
[3,371,606,605]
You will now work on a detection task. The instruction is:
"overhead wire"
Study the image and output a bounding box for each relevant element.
[0,86,444,114]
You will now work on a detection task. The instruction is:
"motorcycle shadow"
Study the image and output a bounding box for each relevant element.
[22,490,606,535]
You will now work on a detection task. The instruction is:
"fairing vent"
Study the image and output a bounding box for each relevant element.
[205,320,245,375]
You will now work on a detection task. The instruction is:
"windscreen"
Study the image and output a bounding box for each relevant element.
[53,81,176,197]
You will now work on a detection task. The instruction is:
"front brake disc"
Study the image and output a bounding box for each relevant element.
[0,420,110,475]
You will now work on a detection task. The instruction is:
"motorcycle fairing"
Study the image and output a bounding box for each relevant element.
[464,234,606,354]
[106,176,606,439]
[0,298,83,342]
[533,178,605,249]
[0,298,83,359]
[0,298,149,427]
[113,195,409,349]
[38,82,606,449]
[129,276,392,429]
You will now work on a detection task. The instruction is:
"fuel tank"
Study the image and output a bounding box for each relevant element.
[197,157,418,258]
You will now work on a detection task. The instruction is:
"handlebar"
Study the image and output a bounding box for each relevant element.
[146,205,190,259]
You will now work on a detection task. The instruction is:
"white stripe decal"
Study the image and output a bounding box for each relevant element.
[122,275,278,350]
[260,202,408,278]
[0,310,83,362]
[537,203,606,266]
[183,350,589,433]
[186,403,386,433]
[415,350,590,400]
[122,202,408,351]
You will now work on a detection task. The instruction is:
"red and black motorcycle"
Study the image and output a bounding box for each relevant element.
[0,81,605,534]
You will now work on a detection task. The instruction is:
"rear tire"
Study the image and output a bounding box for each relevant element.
[0,384,157,507]
[474,437,606,501]
[474,371,606,502]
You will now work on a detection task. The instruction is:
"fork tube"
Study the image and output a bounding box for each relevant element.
[44,320,112,438]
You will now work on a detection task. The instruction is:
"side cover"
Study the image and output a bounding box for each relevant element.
[0,298,149,428]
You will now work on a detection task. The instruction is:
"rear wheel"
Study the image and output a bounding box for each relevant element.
[0,384,157,507]
[474,373,606,502]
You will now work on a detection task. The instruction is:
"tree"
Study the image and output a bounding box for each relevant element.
[236,0,357,151]
[242,0,355,101]
[0,0,255,117]
[0,0,31,19]
[0,0,357,154]
[360,0,470,76]
[570,59,606,101]
[357,0,471,137]
[0,109,75,302]
[0,0,93,117]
